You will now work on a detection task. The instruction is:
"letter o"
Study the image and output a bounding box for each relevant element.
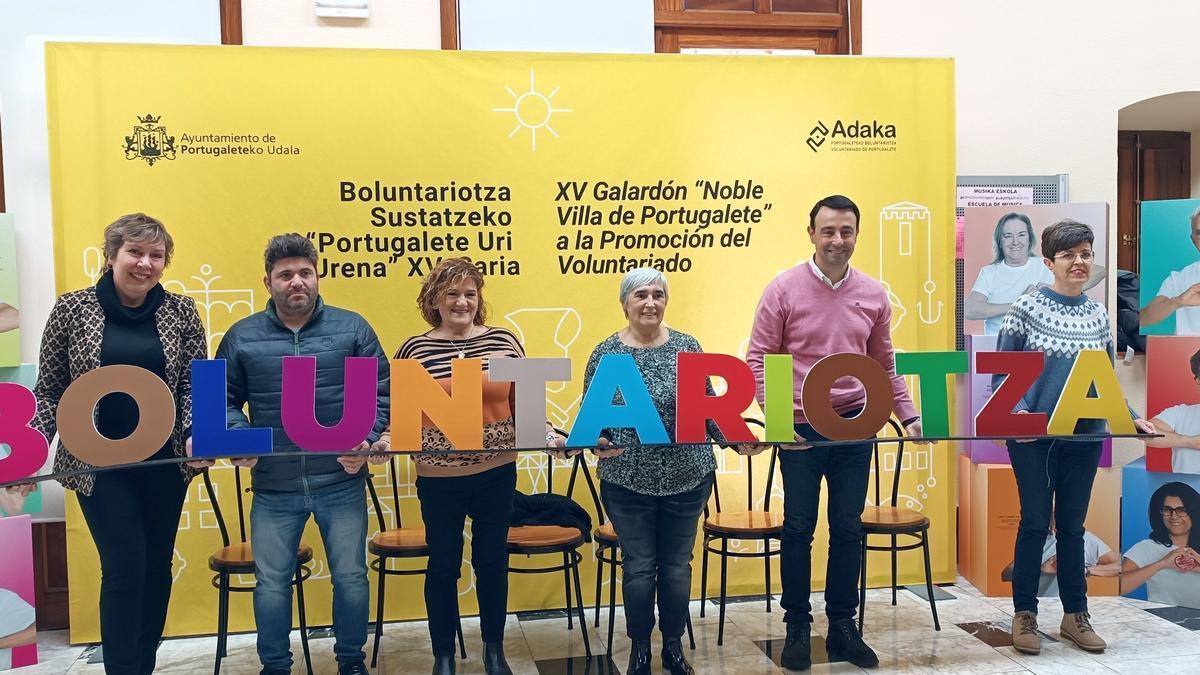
[800,354,894,441]
[57,365,177,466]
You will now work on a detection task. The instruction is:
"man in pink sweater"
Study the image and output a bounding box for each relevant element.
[747,194,923,671]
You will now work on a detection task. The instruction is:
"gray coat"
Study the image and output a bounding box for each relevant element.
[215,297,390,494]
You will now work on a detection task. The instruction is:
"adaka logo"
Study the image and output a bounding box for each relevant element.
[807,119,898,153]
[806,121,830,153]
[123,114,176,166]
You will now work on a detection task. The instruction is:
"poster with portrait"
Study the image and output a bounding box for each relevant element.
[1140,199,1200,336]
[0,216,20,367]
[0,366,41,517]
[962,203,1109,337]
[1145,336,1200,474]
[1121,459,1200,608]
[0,515,37,669]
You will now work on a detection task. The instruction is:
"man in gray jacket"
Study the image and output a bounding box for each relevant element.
[214,233,390,675]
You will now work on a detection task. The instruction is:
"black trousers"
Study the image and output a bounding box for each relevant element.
[779,422,873,625]
[416,462,517,656]
[77,464,188,675]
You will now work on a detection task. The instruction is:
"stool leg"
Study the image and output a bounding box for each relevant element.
[594,550,604,629]
[718,538,729,647]
[686,612,696,650]
[891,534,898,606]
[607,550,617,656]
[764,537,772,613]
[921,531,940,631]
[858,538,867,636]
[296,565,313,675]
[372,562,386,668]
[562,550,573,629]
[570,552,592,658]
[699,538,709,618]
[214,573,229,675]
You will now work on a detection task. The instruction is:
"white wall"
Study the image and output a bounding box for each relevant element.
[242,0,440,48]
[862,0,1200,209]
[0,1,221,362]
[0,1,220,520]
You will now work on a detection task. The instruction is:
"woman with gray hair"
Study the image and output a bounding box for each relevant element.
[12,213,207,674]
[548,267,735,675]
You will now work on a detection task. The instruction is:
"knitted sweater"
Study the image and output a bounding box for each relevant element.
[747,264,918,424]
[992,286,1137,435]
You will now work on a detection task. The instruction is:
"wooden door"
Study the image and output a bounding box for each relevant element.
[654,0,857,54]
[1117,130,1191,272]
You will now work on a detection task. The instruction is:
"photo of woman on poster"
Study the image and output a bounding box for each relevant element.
[1122,482,1200,608]
[0,587,36,671]
[965,212,1106,335]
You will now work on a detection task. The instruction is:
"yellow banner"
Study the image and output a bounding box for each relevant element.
[46,43,955,641]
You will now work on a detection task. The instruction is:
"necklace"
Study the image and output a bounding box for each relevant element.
[448,338,466,359]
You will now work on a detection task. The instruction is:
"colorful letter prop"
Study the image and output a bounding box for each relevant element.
[974,351,1048,437]
[569,354,669,447]
[801,353,894,440]
[1048,350,1136,435]
[675,352,756,444]
[191,359,273,458]
[895,351,969,437]
[56,365,176,466]
[490,357,571,446]
[281,356,380,451]
[0,384,50,483]
[390,358,483,451]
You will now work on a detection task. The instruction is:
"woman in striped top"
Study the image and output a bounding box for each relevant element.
[381,257,528,675]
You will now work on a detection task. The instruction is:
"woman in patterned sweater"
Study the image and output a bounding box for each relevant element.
[13,214,207,674]
[550,268,740,675]
[995,219,1155,657]
[378,257,538,675]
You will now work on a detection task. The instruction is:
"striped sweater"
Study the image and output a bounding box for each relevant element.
[389,327,522,477]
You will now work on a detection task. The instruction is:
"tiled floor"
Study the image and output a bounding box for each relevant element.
[14,578,1200,674]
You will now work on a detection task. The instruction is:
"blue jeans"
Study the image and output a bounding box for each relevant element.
[251,478,369,670]
[779,422,873,625]
[600,474,712,641]
[1007,439,1101,615]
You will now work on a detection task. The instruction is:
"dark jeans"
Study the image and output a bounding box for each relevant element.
[77,465,188,675]
[416,462,517,656]
[1007,439,1101,615]
[600,474,712,641]
[779,422,873,625]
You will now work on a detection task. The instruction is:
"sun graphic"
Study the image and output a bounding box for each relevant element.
[492,68,573,151]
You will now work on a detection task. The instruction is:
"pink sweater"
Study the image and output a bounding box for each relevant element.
[747,264,918,424]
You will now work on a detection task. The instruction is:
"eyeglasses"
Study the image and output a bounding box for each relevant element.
[1053,251,1095,262]
[1161,506,1190,518]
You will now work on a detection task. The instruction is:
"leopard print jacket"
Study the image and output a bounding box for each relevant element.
[32,286,208,495]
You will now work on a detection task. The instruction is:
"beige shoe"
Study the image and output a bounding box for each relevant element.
[1060,611,1106,652]
[1011,610,1041,655]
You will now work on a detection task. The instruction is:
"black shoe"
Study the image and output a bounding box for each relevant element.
[780,621,812,671]
[483,642,513,675]
[826,619,879,669]
[627,639,652,675]
[259,670,291,675]
[337,661,370,675]
[661,637,695,675]
[432,653,456,675]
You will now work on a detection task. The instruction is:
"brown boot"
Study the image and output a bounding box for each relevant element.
[1011,611,1041,655]
[1060,611,1106,652]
